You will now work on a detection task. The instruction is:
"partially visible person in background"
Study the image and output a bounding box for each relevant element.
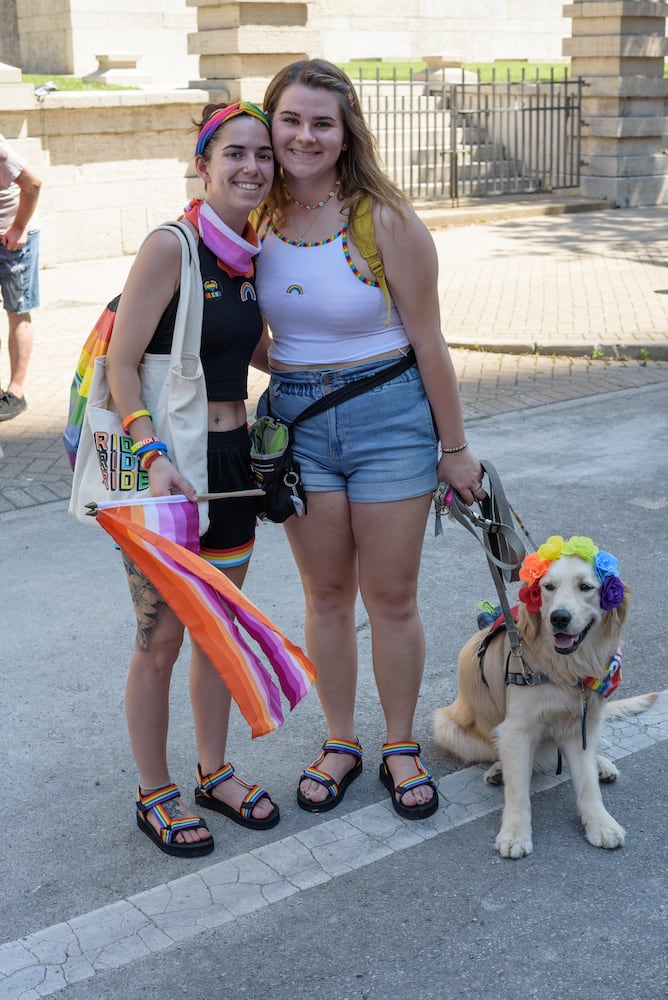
[0,133,42,421]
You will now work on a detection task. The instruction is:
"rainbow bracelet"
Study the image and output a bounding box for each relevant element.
[134,440,168,457]
[121,409,151,434]
[130,436,160,455]
[442,440,468,454]
[142,449,169,471]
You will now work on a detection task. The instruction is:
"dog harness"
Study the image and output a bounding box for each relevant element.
[477,608,623,755]
[477,607,622,694]
[477,607,549,688]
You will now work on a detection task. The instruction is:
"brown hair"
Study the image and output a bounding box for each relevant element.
[260,59,409,224]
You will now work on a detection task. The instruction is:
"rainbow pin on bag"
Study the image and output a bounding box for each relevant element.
[63,295,119,470]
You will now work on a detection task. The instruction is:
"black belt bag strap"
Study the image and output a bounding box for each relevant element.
[288,346,416,427]
[250,347,417,524]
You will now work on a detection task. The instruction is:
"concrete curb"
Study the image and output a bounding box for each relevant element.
[445,340,668,361]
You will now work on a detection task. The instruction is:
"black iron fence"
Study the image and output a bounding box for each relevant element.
[354,69,583,201]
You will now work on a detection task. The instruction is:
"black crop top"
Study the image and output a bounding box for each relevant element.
[145,239,263,401]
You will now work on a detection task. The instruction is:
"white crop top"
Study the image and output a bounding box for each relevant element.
[255,223,410,365]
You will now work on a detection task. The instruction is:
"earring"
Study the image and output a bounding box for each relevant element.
[342,143,348,151]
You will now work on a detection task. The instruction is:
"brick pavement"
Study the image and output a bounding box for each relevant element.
[433,205,668,357]
[1,203,667,512]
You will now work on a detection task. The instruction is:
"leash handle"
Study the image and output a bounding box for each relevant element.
[435,459,530,658]
[436,484,527,579]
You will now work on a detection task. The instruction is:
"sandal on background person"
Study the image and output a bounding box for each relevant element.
[195,762,280,830]
[136,782,214,858]
[379,742,439,821]
[297,738,363,813]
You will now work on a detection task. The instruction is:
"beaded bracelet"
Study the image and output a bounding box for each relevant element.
[142,449,169,471]
[442,441,469,454]
[134,440,168,457]
[130,435,160,455]
[121,409,151,434]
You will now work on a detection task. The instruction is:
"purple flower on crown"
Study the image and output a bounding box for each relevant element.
[599,574,625,611]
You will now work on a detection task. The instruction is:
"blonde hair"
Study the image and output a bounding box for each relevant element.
[260,59,409,225]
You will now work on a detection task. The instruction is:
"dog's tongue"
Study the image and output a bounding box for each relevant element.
[554,633,578,651]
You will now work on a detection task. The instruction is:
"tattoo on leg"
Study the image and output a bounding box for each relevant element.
[121,552,166,650]
[161,797,190,821]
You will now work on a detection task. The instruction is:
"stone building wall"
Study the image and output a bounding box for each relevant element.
[2,91,209,267]
[2,0,571,87]
[5,0,199,83]
[0,0,19,67]
[309,0,569,65]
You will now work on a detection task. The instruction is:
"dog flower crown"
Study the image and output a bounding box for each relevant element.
[518,535,625,614]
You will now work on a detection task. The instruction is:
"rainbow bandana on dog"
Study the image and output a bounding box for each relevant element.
[518,535,625,615]
[195,102,270,157]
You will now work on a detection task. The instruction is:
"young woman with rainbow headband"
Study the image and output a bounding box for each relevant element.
[254,60,483,820]
[106,101,278,857]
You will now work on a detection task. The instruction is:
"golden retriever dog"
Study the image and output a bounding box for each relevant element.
[434,539,657,859]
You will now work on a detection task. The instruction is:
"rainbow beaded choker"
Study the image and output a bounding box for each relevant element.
[286,179,340,210]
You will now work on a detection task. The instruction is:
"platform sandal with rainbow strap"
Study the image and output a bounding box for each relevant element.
[297,738,363,813]
[136,782,214,858]
[195,762,280,830]
[379,742,439,820]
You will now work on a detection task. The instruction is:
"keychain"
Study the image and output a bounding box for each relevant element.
[433,482,454,537]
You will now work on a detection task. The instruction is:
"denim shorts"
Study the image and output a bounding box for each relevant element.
[267,355,439,503]
[0,230,40,313]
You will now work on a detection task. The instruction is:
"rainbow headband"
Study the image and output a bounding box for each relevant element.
[195,102,270,157]
[518,535,625,614]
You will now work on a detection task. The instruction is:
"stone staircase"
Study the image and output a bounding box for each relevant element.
[360,85,527,198]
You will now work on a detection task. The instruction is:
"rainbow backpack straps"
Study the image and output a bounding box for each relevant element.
[63,294,120,470]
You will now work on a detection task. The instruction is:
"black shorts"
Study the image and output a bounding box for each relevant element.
[199,425,256,570]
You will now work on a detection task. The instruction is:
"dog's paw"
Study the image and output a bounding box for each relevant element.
[495,827,533,859]
[596,754,619,784]
[484,762,503,786]
[584,815,626,850]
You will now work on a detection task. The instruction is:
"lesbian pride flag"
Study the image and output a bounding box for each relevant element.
[93,495,315,737]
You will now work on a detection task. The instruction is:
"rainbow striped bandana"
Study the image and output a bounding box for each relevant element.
[582,647,622,699]
[195,102,270,156]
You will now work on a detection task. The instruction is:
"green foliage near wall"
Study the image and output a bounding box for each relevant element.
[23,61,668,91]
[22,73,136,91]
[340,60,575,82]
